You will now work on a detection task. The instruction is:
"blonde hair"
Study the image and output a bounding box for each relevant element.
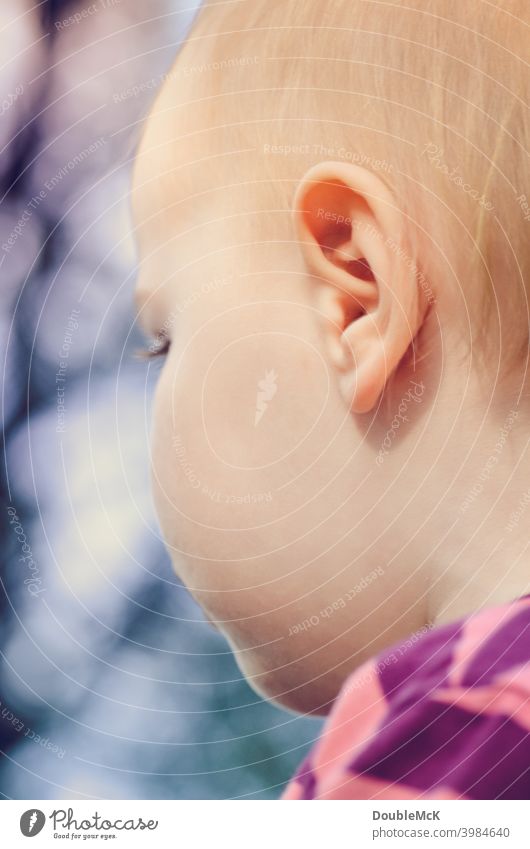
[180,0,530,373]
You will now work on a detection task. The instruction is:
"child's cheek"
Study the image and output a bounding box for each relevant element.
[150,297,330,540]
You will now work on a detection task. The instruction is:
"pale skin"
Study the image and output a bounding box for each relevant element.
[132,8,530,715]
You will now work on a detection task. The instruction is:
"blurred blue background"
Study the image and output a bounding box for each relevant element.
[0,0,319,799]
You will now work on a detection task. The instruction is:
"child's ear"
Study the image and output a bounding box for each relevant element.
[294,162,426,413]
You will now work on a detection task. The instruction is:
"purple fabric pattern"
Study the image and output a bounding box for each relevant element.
[283,596,530,799]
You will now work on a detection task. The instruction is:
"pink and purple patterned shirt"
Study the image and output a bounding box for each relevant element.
[283,595,530,800]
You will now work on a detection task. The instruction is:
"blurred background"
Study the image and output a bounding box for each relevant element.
[0,0,319,799]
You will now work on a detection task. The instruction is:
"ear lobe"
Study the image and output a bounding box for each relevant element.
[294,161,424,414]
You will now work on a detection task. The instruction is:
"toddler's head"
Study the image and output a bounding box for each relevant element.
[133,0,530,713]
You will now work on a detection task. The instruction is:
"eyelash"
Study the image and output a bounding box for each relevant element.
[137,334,171,360]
